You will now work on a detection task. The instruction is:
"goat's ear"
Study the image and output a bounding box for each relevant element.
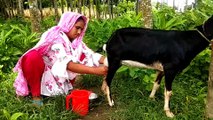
[203,16,213,36]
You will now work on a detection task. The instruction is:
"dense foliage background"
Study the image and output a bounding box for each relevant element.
[1,0,213,119]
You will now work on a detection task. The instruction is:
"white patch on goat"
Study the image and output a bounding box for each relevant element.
[164,89,174,118]
[122,60,163,71]
[103,58,163,72]
[101,80,108,94]
[149,82,160,98]
[101,79,114,106]
[103,44,107,51]
[103,57,108,67]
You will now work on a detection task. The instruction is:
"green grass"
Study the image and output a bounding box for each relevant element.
[105,73,207,120]
[0,73,79,120]
[0,69,208,120]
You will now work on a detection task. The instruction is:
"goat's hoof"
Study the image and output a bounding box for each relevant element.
[165,110,174,118]
[109,100,114,106]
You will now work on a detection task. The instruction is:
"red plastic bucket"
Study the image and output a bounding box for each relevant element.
[66,90,91,116]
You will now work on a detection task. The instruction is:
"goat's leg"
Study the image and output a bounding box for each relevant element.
[101,77,107,95]
[149,71,164,98]
[163,70,176,118]
[164,88,173,117]
[102,78,113,106]
[102,59,120,107]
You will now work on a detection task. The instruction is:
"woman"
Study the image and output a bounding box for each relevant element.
[13,12,107,106]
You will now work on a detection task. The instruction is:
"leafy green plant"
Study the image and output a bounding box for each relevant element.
[0,71,78,120]
[85,11,142,51]
[41,15,57,31]
[153,5,187,30]
[10,24,39,53]
[115,0,135,14]
[0,27,21,73]
[1,109,28,120]
[0,24,39,73]
[181,49,210,83]
[196,0,213,17]
[117,66,157,91]
[0,65,5,80]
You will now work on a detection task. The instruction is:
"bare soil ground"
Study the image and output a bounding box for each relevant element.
[73,78,116,120]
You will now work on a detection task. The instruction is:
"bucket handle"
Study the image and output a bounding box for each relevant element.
[66,94,72,110]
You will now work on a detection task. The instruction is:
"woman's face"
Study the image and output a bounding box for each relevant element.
[67,19,85,41]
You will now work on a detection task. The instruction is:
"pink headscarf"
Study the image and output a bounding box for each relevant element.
[14,12,88,71]
[37,12,88,54]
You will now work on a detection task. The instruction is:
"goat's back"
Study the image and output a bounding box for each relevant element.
[106,27,209,69]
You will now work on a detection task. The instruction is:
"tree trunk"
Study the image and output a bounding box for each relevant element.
[4,0,12,18]
[88,0,91,18]
[110,0,113,19]
[28,0,41,33]
[140,0,153,28]
[206,41,213,118]
[82,0,85,15]
[61,0,64,13]
[95,0,100,19]
[108,0,112,19]
[17,0,24,17]
[9,0,14,18]
[52,0,59,22]
[78,0,82,13]
[0,0,9,19]
[70,0,73,11]
[136,0,139,15]
[49,0,53,11]
[38,0,43,19]
[103,0,107,19]
[67,0,70,11]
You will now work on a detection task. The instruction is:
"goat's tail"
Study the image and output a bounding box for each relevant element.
[102,44,108,67]
[104,57,108,67]
[103,44,107,51]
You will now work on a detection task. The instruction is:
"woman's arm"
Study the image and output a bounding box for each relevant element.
[67,61,108,76]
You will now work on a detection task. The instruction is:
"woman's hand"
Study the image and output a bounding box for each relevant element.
[94,66,108,76]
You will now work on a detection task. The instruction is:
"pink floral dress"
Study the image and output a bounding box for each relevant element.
[40,32,102,96]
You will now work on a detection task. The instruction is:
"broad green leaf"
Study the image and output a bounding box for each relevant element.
[11,112,24,120]
[117,66,128,73]
[129,68,136,78]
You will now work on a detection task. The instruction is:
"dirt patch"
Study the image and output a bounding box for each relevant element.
[73,77,115,120]
[82,101,114,120]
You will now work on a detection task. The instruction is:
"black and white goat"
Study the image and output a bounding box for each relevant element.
[102,16,213,117]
